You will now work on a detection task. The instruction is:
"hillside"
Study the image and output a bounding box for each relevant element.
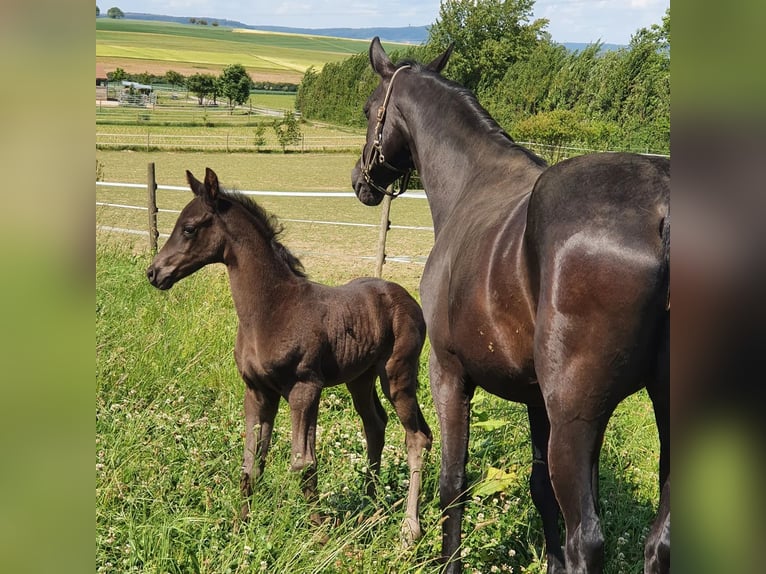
[116,13,430,44]
[96,18,410,83]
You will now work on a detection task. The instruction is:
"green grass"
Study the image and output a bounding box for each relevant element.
[97,172,660,573]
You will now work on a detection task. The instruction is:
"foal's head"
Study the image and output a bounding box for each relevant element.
[146,168,230,290]
[147,167,305,290]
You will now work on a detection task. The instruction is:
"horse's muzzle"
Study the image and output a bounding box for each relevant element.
[146,264,175,290]
[351,163,384,206]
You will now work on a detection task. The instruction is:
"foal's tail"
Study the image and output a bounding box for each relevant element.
[660,211,670,311]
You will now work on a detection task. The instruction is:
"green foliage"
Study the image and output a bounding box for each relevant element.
[272,111,302,152]
[106,6,124,19]
[297,7,670,156]
[96,5,100,16]
[427,0,548,91]
[163,70,184,87]
[107,67,126,83]
[186,73,217,105]
[219,63,253,111]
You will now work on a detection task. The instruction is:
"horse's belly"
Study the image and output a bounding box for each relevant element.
[451,305,539,402]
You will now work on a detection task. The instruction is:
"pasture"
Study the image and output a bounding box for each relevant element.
[96,19,402,83]
[96,152,661,573]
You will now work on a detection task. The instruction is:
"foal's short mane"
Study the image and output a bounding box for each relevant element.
[395,60,548,168]
[221,189,307,278]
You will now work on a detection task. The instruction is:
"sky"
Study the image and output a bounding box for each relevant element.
[113,0,669,45]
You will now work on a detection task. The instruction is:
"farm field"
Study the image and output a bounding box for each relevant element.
[96,18,404,83]
[97,152,661,574]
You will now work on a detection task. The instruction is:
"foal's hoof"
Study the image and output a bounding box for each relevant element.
[400,517,422,547]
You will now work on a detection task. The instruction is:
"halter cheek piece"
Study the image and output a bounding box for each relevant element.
[361,65,413,198]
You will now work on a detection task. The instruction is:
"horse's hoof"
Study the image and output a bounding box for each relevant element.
[401,517,422,547]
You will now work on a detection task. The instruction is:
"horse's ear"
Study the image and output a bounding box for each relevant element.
[425,44,453,74]
[369,36,394,78]
[186,170,204,196]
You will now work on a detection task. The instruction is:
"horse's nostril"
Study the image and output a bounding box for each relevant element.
[146,266,155,282]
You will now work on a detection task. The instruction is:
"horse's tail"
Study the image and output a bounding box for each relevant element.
[660,211,670,311]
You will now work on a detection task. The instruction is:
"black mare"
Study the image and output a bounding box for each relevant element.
[351,38,670,574]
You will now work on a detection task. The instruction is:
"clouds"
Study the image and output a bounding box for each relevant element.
[116,0,668,44]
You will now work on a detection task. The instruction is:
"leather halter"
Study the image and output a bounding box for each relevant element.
[360,65,413,198]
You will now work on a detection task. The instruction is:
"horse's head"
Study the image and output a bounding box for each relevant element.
[352,37,452,206]
[146,168,227,290]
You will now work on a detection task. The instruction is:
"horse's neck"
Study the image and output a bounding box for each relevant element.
[223,220,302,329]
[403,80,544,233]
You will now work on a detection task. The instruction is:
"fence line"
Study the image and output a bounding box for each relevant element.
[97,169,431,273]
[95,181,427,199]
[96,201,434,232]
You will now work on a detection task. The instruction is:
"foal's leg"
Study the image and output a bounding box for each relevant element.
[429,350,472,572]
[527,405,566,574]
[287,381,323,525]
[346,367,388,498]
[240,385,280,521]
[379,352,433,545]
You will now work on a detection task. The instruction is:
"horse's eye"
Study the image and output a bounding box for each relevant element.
[182,225,196,237]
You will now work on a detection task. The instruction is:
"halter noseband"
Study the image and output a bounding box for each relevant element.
[361,65,413,198]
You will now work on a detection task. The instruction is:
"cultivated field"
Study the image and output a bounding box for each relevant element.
[96,19,403,83]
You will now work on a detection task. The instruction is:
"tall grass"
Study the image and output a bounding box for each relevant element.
[97,238,660,573]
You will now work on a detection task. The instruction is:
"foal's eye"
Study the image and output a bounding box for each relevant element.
[182,225,196,237]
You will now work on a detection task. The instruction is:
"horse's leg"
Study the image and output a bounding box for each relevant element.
[240,384,280,521]
[379,353,433,545]
[287,381,323,525]
[545,401,609,574]
[644,476,670,574]
[527,405,566,574]
[645,315,670,573]
[429,349,472,572]
[346,367,388,498]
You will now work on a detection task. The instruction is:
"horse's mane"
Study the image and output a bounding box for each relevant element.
[220,189,307,278]
[395,60,548,168]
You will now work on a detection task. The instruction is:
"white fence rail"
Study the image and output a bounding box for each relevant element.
[96,178,432,270]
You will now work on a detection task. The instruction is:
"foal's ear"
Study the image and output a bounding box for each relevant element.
[369,36,394,78]
[186,170,204,196]
[425,44,453,74]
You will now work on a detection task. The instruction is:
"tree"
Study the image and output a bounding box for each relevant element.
[219,64,252,112]
[96,5,100,16]
[164,70,184,88]
[107,67,127,83]
[273,111,302,152]
[427,0,548,92]
[186,73,217,105]
[107,7,124,19]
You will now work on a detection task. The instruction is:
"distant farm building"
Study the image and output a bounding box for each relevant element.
[119,81,157,107]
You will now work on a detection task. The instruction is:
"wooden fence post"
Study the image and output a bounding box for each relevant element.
[374,191,393,278]
[147,162,159,254]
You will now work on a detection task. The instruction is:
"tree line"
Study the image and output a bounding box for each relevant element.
[296,0,670,157]
[106,66,298,109]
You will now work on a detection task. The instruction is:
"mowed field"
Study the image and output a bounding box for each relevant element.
[96,18,403,83]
